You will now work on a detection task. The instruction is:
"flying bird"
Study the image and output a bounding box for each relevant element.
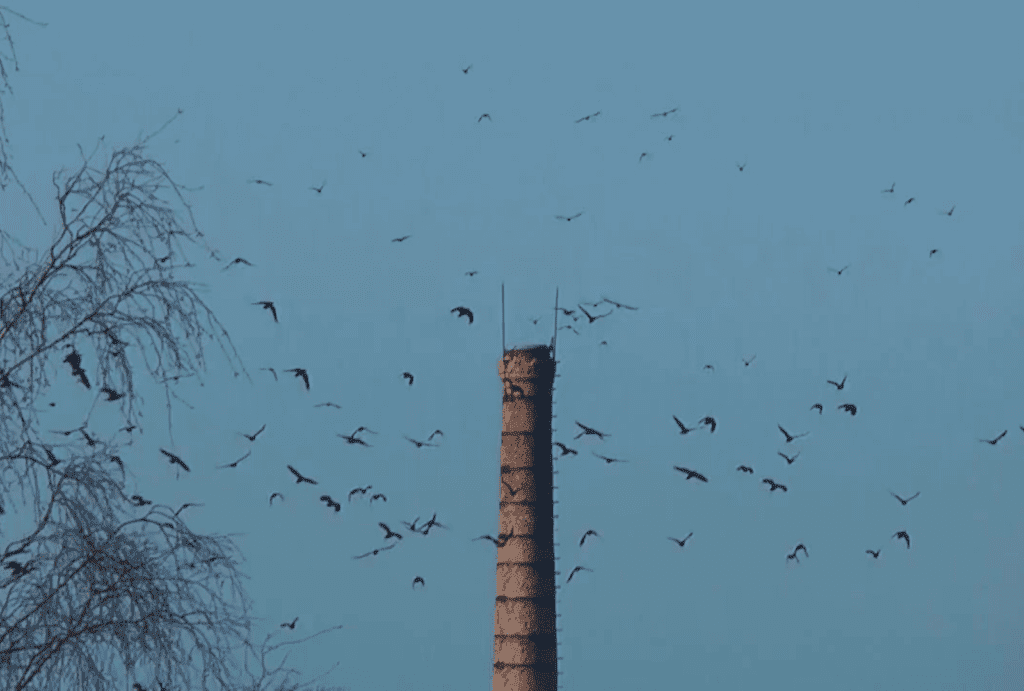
[742,354,756,367]
[310,181,326,194]
[284,368,309,390]
[929,249,940,257]
[63,349,90,389]
[320,495,341,512]
[904,197,914,206]
[777,425,808,443]
[553,442,578,456]
[222,257,254,270]
[379,523,403,540]
[473,528,513,547]
[651,108,678,118]
[253,301,277,322]
[370,493,387,504]
[160,449,190,472]
[866,549,881,559]
[944,204,955,216]
[793,544,809,558]
[420,513,448,534]
[777,450,800,465]
[574,421,610,440]
[638,152,648,163]
[893,531,911,549]
[890,491,920,506]
[465,271,478,276]
[810,403,823,414]
[980,430,1007,445]
[592,452,628,464]
[402,372,414,386]
[668,532,693,548]
[427,429,444,441]
[248,179,273,186]
[287,465,317,485]
[826,374,847,390]
[241,424,266,441]
[601,297,638,310]
[736,465,754,474]
[762,478,787,492]
[703,364,714,372]
[736,160,747,172]
[555,212,583,221]
[269,492,283,506]
[348,486,372,501]
[566,565,593,583]
[699,416,717,433]
[280,617,298,629]
[672,416,698,435]
[838,403,857,416]
[412,576,426,589]
[259,367,278,381]
[478,113,491,122]
[575,111,601,123]
[882,182,895,193]
[404,435,437,449]
[358,150,368,158]
[786,551,801,564]
[462,64,472,74]
[314,402,342,409]
[338,431,373,446]
[217,450,252,469]
[451,306,474,324]
[402,517,422,532]
[673,467,708,482]
[392,235,411,242]
[580,530,600,547]
[354,544,396,559]
[577,304,613,323]
[501,479,520,498]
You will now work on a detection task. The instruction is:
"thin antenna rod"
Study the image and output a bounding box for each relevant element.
[501,282,506,354]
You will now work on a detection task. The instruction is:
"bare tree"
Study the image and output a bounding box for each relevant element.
[0,98,345,691]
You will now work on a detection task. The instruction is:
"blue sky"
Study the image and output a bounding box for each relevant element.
[5,0,1024,689]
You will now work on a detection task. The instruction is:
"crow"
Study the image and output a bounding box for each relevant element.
[904,197,914,206]
[223,257,254,270]
[838,403,857,416]
[699,416,717,433]
[575,111,601,123]
[217,450,252,469]
[392,235,411,242]
[929,249,940,257]
[742,354,756,367]
[63,349,91,389]
[827,266,849,276]
[412,576,426,589]
[737,465,754,474]
[314,402,342,409]
[280,617,298,629]
[420,512,448,534]
[893,531,910,549]
[810,403,823,414]
[379,523,403,540]
[370,493,387,504]
[466,271,478,276]
[241,424,266,441]
[577,304,613,323]
[248,179,273,186]
[890,491,920,506]
[673,467,708,482]
[354,544,396,559]
[703,364,715,372]
[451,306,474,324]
[320,495,341,512]
[473,528,513,547]
[404,435,437,449]
[866,549,881,558]
[826,374,847,390]
[651,108,678,118]
[736,160,747,172]
[601,297,638,310]
[592,452,628,464]
[944,204,955,216]
[287,465,317,485]
[478,113,491,122]
[160,449,190,472]
[580,530,600,547]
[427,429,444,441]
[310,181,326,194]
[129,495,153,507]
[566,565,593,583]
[269,492,284,506]
[338,431,372,447]
[672,416,698,435]
[553,442,578,456]
[284,368,309,390]
[348,485,372,501]
[555,212,583,221]
[253,301,277,322]
[574,421,610,440]
[980,430,1007,445]
[402,372,414,386]
[100,387,124,402]
[778,450,800,465]
[762,478,787,492]
[668,532,693,548]
[777,425,809,443]
[358,150,368,158]
[882,182,895,193]
[259,367,278,381]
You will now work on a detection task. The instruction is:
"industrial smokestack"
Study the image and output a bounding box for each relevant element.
[493,345,558,691]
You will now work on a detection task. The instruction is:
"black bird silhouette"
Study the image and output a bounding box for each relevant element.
[777,425,808,443]
[99,387,124,402]
[402,516,422,532]
[269,492,284,506]
[358,150,368,158]
[555,212,583,221]
[890,491,920,506]
[736,160,747,172]
[672,416,698,435]
[557,307,576,317]
[402,372,414,386]
[420,512,448,534]
[404,435,437,448]
[502,479,520,498]
[742,354,756,367]
[474,527,513,547]
[260,367,278,381]
[944,204,955,216]
[129,494,153,507]
[217,451,252,469]
[810,403,823,414]
[762,478,787,492]
[893,531,911,549]
[223,257,254,270]
[461,64,472,74]
[575,111,601,123]
[566,565,593,583]
[63,348,91,389]
[601,297,638,310]
[284,368,309,390]
[838,403,857,416]
[160,449,190,472]
[699,416,717,433]
[638,152,648,163]
[412,576,426,589]
[248,179,273,186]
[651,108,678,118]
[379,523,403,540]
[338,431,373,446]
[827,266,849,276]
[241,424,266,441]
[466,270,478,276]
[320,495,341,512]
[370,493,387,504]
[253,301,277,322]
[553,442,578,456]
[577,304,613,323]
[427,429,444,441]
[348,485,372,501]
[314,402,342,409]
[826,374,847,390]
[580,530,600,547]
[478,113,491,122]
[392,235,411,242]
[786,551,801,564]
[574,421,610,440]
[882,182,895,193]
[354,544,396,559]
[778,450,800,465]
[287,465,317,485]
[866,549,881,558]
[673,467,708,482]
[592,452,628,464]
[703,364,715,372]
[737,465,754,474]
[280,617,298,629]
[980,430,1007,445]
[451,306,474,324]
[904,197,914,206]
[794,544,809,558]
[929,249,940,257]
[668,532,693,548]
